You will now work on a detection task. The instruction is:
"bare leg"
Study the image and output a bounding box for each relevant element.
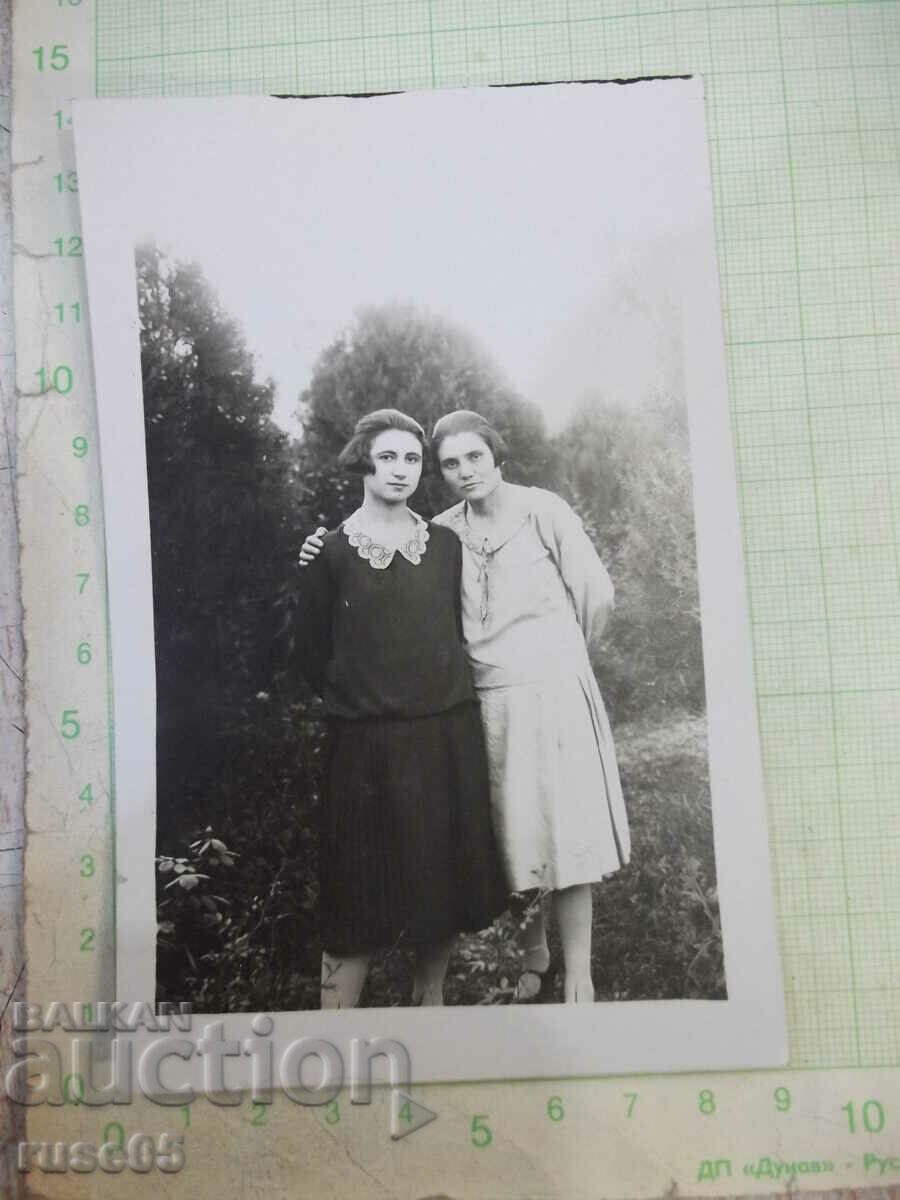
[555,883,595,1004]
[412,936,456,1006]
[513,891,550,1001]
[518,892,550,972]
[320,951,371,1009]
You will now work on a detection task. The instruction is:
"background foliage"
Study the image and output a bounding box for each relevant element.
[138,243,722,1008]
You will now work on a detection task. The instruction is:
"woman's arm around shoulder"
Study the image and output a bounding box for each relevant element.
[294,530,339,696]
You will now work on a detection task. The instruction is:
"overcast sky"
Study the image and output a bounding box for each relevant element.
[78,82,712,433]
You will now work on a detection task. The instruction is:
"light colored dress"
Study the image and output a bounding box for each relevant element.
[434,485,631,892]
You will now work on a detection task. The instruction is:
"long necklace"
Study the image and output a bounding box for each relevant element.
[453,500,531,624]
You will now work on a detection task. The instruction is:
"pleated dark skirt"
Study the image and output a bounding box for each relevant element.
[319,701,508,955]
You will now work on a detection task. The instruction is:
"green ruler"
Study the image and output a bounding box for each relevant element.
[12,1,900,1195]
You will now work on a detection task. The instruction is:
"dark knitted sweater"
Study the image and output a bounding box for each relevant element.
[295,521,476,719]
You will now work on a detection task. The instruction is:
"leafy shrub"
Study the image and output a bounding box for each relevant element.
[156,713,723,1007]
[155,709,326,1012]
[559,395,706,723]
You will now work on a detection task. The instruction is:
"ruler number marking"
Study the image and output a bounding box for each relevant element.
[54,235,82,257]
[35,365,73,394]
[55,301,81,323]
[843,1100,885,1134]
[33,44,70,72]
[471,1115,492,1148]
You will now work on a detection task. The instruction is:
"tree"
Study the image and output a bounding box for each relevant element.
[137,242,301,834]
[609,395,704,716]
[555,394,705,720]
[295,304,554,524]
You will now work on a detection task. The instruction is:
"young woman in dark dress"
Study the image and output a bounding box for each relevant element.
[296,409,506,1008]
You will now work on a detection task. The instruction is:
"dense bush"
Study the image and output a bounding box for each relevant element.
[155,708,326,1012]
[137,243,306,834]
[559,396,706,721]
[155,716,723,1008]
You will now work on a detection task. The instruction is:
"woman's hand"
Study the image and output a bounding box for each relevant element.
[298,527,327,567]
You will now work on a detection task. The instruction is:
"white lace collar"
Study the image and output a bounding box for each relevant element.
[342,509,430,569]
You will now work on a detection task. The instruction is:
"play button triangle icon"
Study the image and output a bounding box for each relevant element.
[391,1091,438,1140]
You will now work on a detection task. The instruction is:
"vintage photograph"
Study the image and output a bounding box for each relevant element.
[75,83,786,1077]
[140,263,714,1012]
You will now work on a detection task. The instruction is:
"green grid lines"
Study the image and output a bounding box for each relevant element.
[94,0,900,1070]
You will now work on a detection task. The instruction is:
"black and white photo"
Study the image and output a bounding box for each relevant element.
[74,81,786,1079]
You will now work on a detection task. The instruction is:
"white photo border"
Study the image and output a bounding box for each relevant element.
[73,82,787,1083]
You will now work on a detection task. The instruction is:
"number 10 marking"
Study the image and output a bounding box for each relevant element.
[843,1100,885,1134]
[34,365,73,394]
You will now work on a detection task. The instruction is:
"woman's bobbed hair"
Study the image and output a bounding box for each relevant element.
[431,409,508,467]
[337,409,427,475]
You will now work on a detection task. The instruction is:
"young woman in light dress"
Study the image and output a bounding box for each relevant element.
[301,409,629,1003]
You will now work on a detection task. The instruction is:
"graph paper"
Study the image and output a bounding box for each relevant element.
[9,1,900,1195]
[90,0,900,1073]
